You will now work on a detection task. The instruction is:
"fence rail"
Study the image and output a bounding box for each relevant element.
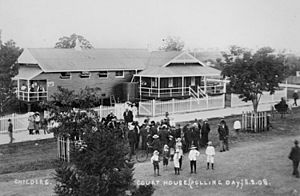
[139,95,225,116]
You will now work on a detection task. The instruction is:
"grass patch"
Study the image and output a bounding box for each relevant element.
[0,138,58,174]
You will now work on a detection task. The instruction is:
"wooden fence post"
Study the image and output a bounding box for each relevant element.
[152,100,156,117]
[172,99,175,114]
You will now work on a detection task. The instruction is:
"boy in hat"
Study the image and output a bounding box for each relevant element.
[162,144,170,169]
[173,149,180,175]
[188,145,200,174]
[205,141,216,170]
[150,150,161,176]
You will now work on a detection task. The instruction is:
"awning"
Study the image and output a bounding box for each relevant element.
[12,66,42,80]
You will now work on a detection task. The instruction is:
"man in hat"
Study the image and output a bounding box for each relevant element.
[218,119,229,152]
[288,140,300,178]
[292,90,299,107]
[8,119,14,143]
[191,122,200,149]
[151,134,161,153]
[205,141,216,170]
[188,145,200,174]
[127,123,137,160]
[201,119,211,147]
[183,123,192,152]
[150,150,161,176]
[123,108,133,125]
[159,124,169,146]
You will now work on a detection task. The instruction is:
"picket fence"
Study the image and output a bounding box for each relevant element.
[241,111,268,132]
[0,113,31,134]
[139,94,225,117]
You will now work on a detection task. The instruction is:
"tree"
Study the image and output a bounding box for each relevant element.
[221,46,289,113]
[159,36,184,51]
[54,33,93,49]
[0,39,22,114]
[42,87,154,196]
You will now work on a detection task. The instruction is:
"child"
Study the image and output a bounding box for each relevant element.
[188,145,200,174]
[150,150,160,176]
[205,141,215,170]
[175,138,184,170]
[162,145,170,169]
[173,149,180,175]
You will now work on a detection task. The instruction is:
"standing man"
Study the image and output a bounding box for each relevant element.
[201,119,210,147]
[288,140,300,178]
[218,119,229,152]
[8,119,14,143]
[123,108,133,125]
[292,90,299,107]
[127,124,137,160]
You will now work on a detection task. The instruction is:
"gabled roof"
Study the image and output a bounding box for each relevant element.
[12,66,42,80]
[137,51,220,77]
[17,48,150,72]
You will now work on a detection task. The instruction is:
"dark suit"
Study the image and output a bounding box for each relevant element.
[123,110,133,124]
[289,145,300,177]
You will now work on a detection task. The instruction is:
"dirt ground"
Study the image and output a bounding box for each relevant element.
[0,112,300,196]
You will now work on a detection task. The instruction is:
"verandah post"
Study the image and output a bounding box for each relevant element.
[152,99,156,117]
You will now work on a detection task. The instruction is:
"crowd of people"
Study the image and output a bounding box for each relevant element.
[27,112,49,135]
[99,109,233,176]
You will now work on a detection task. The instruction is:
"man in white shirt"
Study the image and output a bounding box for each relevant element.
[188,145,200,174]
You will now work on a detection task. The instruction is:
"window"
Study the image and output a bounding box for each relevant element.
[168,78,173,88]
[191,77,195,86]
[60,72,71,79]
[115,71,124,78]
[99,71,108,78]
[151,78,158,87]
[80,71,91,78]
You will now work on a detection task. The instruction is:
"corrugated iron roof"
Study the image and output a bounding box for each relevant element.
[20,48,150,72]
[12,66,42,80]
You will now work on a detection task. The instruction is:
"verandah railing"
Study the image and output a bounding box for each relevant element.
[139,95,225,117]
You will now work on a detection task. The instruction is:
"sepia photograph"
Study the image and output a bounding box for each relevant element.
[0,0,300,195]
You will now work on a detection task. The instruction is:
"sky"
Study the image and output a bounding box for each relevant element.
[0,0,300,53]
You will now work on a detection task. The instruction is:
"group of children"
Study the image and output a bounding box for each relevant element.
[150,139,215,176]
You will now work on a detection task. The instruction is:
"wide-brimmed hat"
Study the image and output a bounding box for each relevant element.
[162,124,168,128]
[190,145,197,149]
[169,135,173,138]
[207,141,212,145]
[176,138,181,142]
[152,134,159,139]
[153,150,159,155]
[175,149,180,153]
[164,144,169,149]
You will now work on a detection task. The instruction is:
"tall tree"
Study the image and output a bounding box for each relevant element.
[221,46,289,112]
[54,33,93,49]
[0,39,22,114]
[159,36,184,51]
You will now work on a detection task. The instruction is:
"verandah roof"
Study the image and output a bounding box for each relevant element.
[12,66,42,80]
[135,64,221,77]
